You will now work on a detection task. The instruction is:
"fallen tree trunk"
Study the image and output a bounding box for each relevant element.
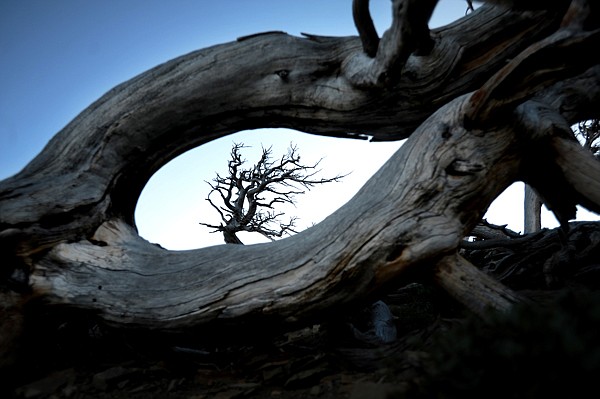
[0,5,565,242]
[0,1,598,355]
[27,101,522,329]
[18,89,600,329]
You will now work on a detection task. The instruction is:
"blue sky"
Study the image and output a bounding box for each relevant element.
[1,1,595,249]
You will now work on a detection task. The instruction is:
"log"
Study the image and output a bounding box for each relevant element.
[33,98,502,328]
[0,2,598,339]
[0,5,562,242]
[24,93,570,329]
[434,254,525,317]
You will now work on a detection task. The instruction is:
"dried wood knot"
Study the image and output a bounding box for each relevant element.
[446,159,484,176]
[275,70,290,80]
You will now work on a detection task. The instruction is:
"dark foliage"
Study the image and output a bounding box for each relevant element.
[401,289,600,399]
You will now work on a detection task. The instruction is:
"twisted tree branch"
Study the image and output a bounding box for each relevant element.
[352,0,379,58]
[0,2,597,345]
[346,0,438,88]
[200,143,346,243]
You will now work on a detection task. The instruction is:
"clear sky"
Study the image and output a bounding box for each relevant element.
[1,1,597,249]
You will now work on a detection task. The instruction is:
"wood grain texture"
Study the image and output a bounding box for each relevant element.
[0,2,598,334]
[29,95,524,328]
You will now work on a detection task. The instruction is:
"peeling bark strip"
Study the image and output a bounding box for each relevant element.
[0,1,599,338]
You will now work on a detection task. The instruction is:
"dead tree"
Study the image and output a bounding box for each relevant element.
[1,0,599,363]
[199,143,346,244]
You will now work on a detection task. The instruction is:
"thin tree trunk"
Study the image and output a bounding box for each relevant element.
[524,185,542,233]
[223,231,244,245]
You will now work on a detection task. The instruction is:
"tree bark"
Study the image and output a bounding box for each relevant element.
[0,2,598,342]
[0,5,565,236]
[434,254,527,318]
[26,102,524,329]
[462,221,600,290]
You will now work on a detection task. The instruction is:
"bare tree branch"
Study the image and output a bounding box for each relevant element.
[352,0,379,58]
[465,0,475,15]
[346,0,438,88]
[467,220,521,241]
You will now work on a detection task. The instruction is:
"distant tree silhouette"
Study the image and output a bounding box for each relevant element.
[199,143,347,244]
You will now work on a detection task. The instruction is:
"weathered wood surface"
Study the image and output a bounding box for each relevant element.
[524,185,542,234]
[27,98,522,328]
[434,254,528,317]
[0,0,598,336]
[0,5,565,240]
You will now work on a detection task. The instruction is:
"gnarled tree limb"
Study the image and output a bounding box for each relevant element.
[434,254,527,317]
[0,5,564,251]
[30,92,523,329]
[28,86,600,330]
[352,0,380,58]
[0,2,598,345]
[346,0,438,87]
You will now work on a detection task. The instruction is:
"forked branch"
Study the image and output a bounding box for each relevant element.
[352,0,379,57]
[346,0,438,88]
[551,136,600,215]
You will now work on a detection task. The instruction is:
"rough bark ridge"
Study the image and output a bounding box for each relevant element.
[0,1,599,347]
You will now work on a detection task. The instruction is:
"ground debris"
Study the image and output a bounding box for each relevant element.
[13,368,76,399]
[92,365,141,390]
[5,257,600,399]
